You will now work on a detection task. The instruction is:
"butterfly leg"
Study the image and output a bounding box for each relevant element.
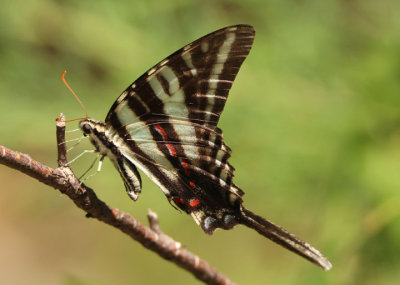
[78,153,103,181]
[67,149,97,166]
[97,155,105,171]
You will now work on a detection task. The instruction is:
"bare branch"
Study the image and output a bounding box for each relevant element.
[0,114,235,285]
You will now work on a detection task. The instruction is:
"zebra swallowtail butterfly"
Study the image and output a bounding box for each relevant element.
[78,24,332,270]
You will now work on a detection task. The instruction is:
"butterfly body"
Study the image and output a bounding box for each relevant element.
[79,25,332,270]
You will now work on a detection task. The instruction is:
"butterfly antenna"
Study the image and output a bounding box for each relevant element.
[238,205,332,271]
[59,71,88,122]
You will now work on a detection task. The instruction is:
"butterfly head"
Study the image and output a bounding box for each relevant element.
[79,119,97,136]
[79,119,106,135]
[79,119,107,153]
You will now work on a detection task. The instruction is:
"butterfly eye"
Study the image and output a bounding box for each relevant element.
[81,123,92,135]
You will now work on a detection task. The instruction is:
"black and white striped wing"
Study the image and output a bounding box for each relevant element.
[105,25,255,232]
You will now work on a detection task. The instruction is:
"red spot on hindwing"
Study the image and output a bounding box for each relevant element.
[173,197,184,204]
[154,124,176,157]
[154,125,195,189]
[189,199,200,207]
[181,158,196,188]
[181,159,190,176]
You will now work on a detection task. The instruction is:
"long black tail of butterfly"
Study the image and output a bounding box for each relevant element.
[238,206,332,270]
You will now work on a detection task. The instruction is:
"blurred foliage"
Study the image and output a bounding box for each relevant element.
[1,0,400,284]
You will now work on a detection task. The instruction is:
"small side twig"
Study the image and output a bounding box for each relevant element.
[0,114,235,285]
[56,113,67,167]
[147,209,163,235]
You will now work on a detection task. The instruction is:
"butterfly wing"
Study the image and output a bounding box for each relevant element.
[105,25,255,232]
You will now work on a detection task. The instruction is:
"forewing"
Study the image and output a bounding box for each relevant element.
[106,24,255,128]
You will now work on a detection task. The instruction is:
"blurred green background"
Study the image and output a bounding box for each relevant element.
[1,0,400,284]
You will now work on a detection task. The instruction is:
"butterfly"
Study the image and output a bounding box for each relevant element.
[78,24,332,270]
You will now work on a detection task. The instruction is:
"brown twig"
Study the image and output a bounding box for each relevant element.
[56,113,67,167]
[0,114,235,285]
